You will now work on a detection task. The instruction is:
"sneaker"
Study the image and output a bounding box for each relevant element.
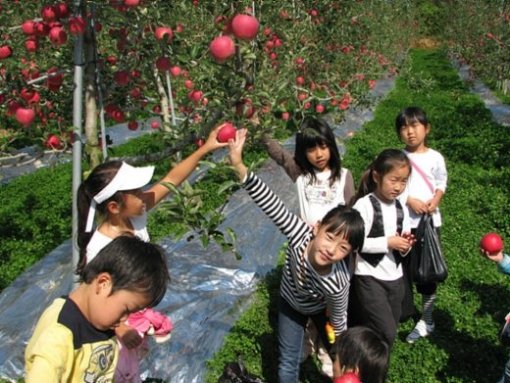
[406,319,435,343]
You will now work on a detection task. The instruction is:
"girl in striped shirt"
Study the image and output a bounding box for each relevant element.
[228,128,365,383]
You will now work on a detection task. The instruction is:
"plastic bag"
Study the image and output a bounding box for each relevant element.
[412,214,448,284]
[217,359,265,383]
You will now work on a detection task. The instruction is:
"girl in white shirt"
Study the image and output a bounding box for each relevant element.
[350,149,415,346]
[76,125,227,382]
[396,106,447,343]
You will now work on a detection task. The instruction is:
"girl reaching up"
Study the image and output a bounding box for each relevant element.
[228,128,365,383]
[262,116,355,376]
[76,124,228,382]
[262,116,355,224]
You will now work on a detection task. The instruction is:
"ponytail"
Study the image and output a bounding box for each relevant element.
[75,161,123,275]
[350,167,377,205]
[350,149,410,206]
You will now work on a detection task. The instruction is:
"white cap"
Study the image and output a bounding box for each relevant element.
[85,162,155,232]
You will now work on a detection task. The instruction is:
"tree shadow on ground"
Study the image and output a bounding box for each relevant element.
[396,279,510,382]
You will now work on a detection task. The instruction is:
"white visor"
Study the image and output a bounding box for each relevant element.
[85,162,155,232]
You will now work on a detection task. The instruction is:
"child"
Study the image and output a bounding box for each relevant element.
[396,107,448,343]
[349,149,415,346]
[76,124,228,381]
[262,116,355,224]
[263,116,355,375]
[332,326,389,383]
[480,245,510,383]
[25,236,170,382]
[227,128,365,383]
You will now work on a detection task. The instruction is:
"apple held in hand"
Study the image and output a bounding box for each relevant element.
[217,122,237,143]
[335,372,361,383]
[480,232,503,254]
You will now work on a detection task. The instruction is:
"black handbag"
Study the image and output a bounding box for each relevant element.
[412,214,448,284]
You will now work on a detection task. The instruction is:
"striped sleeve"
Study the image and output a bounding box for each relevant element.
[243,172,309,244]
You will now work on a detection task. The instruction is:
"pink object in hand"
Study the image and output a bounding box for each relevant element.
[127,308,173,342]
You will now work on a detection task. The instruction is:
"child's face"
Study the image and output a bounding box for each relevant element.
[305,143,331,171]
[120,188,147,217]
[374,164,410,203]
[89,281,150,331]
[308,225,353,270]
[399,120,429,151]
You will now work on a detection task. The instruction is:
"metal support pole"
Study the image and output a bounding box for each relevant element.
[72,0,84,286]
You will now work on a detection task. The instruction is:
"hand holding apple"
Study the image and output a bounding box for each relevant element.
[227,128,248,181]
[480,232,504,254]
[199,123,230,153]
[217,122,237,143]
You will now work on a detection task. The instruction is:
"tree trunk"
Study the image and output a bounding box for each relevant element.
[83,16,102,169]
[154,67,171,133]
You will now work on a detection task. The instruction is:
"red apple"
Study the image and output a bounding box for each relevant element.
[41,5,57,22]
[188,90,203,103]
[335,372,361,383]
[150,120,160,129]
[195,137,205,148]
[45,134,62,149]
[217,122,237,143]
[54,2,69,18]
[124,0,140,6]
[209,35,235,63]
[49,26,67,45]
[184,79,194,89]
[170,66,181,77]
[106,55,117,65]
[35,22,50,36]
[154,26,173,43]
[231,14,259,41]
[296,76,305,86]
[282,112,290,121]
[68,16,86,35]
[155,56,171,72]
[25,38,38,52]
[127,120,138,130]
[15,107,36,127]
[480,233,504,254]
[22,20,37,35]
[315,104,325,113]
[0,45,12,59]
[21,88,40,104]
[113,70,130,86]
[47,67,63,91]
[129,87,142,98]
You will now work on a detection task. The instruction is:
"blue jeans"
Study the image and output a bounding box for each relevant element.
[278,298,330,383]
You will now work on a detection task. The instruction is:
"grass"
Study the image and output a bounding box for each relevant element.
[205,47,510,383]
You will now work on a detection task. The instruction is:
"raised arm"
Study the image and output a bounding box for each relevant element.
[228,129,309,242]
[144,124,229,210]
[261,134,302,182]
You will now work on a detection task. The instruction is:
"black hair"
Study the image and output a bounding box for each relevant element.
[395,106,430,138]
[351,149,411,204]
[294,116,341,185]
[79,236,170,307]
[76,160,124,274]
[320,205,365,253]
[334,326,389,383]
